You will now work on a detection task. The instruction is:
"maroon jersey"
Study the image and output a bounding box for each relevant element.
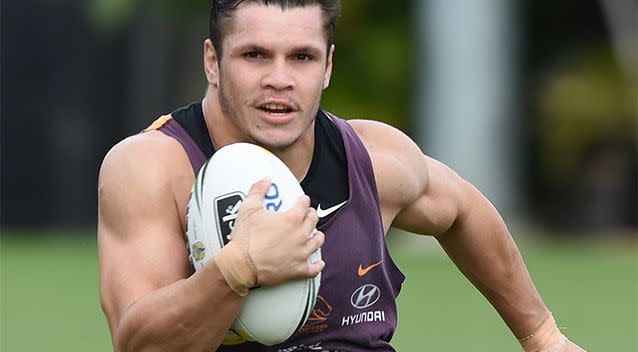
[147,103,405,352]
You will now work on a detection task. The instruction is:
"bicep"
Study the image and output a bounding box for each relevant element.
[97,140,192,334]
[98,222,190,333]
[350,119,467,235]
[392,155,470,236]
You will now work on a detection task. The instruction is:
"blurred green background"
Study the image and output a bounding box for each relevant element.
[2,0,636,351]
[2,232,637,351]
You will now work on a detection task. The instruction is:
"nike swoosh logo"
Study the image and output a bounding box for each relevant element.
[358,261,382,276]
[316,201,347,218]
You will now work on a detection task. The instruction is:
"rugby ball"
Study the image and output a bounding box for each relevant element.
[185,143,321,346]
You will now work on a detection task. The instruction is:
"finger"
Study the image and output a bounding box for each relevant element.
[300,208,319,232]
[242,177,272,208]
[305,231,324,255]
[305,259,325,278]
[290,195,311,214]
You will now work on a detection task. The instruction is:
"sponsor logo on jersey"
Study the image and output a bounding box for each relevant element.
[214,192,245,246]
[299,295,333,334]
[340,284,387,327]
[341,310,386,326]
[350,284,380,309]
[316,200,347,218]
[358,261,382,277]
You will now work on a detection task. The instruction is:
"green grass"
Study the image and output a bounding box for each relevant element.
[1,232,111,352]
[1,231,636,351]
[390,235,638,351]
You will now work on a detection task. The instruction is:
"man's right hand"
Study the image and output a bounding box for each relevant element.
[229,178,325,286]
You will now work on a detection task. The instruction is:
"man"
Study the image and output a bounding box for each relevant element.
[97,1,587,351]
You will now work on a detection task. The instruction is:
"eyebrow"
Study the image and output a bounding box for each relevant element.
[290,46,323,56]
[232,44,323,56]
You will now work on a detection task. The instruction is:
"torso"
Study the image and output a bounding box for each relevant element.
[145,102,406,351]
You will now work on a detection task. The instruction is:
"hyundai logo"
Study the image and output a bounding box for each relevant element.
[350,284,381,309]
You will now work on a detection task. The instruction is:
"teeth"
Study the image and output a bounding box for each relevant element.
[263,103,288,111]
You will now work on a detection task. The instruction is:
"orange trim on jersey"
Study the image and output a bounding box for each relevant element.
[144,115,172,132]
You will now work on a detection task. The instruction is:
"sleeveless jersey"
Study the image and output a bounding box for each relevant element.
[146,102,405,352]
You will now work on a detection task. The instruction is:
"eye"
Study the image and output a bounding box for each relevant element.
[244,51,265,60]
[294,53,312,61]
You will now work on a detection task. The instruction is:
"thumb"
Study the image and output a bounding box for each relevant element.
[242,177,272,209]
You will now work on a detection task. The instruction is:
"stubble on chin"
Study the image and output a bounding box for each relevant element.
[217,82,238,123]
[216,78,322,151]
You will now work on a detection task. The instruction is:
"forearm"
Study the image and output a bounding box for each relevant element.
[436,185,548,339]
[116,262,244,352]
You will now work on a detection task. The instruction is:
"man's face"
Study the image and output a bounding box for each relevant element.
[213,3,334,150]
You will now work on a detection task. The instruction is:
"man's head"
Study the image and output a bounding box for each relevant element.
[209,0,340,60]
[203,1,338,152]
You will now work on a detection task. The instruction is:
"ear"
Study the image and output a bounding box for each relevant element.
[204,39,220,88]
[323,44,335,90]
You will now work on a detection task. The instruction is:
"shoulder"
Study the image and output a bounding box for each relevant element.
[99,131,191,190]
[347,119,422,160]
[346,119,428,211]
[98,131,194,230]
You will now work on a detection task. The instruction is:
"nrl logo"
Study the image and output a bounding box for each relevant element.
[214,191,246,247]
[191,241,206,262]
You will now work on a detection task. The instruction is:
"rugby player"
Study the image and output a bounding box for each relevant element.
[97,1,587,351]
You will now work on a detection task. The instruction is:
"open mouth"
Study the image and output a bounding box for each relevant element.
[258,103,294,115]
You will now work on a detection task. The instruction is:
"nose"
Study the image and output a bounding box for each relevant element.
[260,58,295,91]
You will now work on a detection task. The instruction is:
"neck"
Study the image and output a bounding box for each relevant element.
[266,130,315,182]
[202,93,315,182]
[201,95,241,151]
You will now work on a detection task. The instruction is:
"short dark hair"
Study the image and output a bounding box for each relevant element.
[209,0,340,59]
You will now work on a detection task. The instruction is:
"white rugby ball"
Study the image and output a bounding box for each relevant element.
[185,143,321,346]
